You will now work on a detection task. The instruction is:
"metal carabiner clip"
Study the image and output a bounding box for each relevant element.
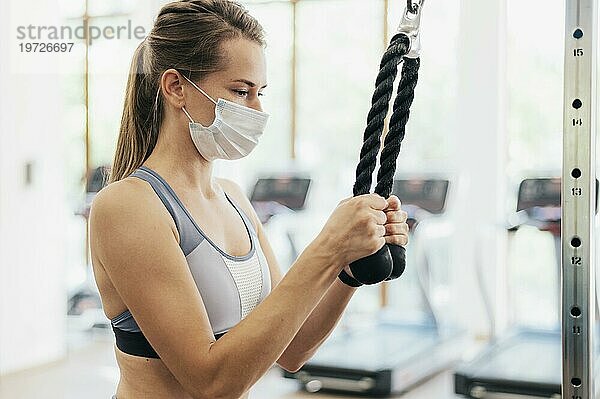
[397,0,425,59]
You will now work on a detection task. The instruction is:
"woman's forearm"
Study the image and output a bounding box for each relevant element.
[203,237,343,399]
[277,274,358,371]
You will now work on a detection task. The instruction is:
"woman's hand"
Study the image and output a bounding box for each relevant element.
[341,195,409,278]
[316,193,391,268]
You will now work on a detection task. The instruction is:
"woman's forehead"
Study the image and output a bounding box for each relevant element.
[218,38,267,86]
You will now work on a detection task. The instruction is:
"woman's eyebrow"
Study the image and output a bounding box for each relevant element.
[231,79,268,89]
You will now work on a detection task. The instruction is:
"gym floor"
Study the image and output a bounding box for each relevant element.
[0,328,459,399]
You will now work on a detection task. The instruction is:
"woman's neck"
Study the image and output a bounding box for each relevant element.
[142,124,221,200]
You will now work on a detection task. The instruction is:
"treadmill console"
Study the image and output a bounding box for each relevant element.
[517,178,560,211]
[517,178,561,223]
[250,177,312,223]
[77,166,110,218]
[87,166,110,193]
[392,179,449,214]
[250,177,311,210]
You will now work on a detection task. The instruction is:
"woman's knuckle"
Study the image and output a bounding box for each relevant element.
[362,211,373,223]
[368,223,378,236]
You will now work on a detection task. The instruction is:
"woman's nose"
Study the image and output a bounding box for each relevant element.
[250,98,263,113]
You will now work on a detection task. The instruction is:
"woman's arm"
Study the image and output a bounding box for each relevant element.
[219,179,408,372]
[91,179,388,399]
[277,271,359,371]
[248,208,357,372]
[260,198,408,371]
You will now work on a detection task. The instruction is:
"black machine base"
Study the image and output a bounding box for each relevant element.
[454,329,561,399]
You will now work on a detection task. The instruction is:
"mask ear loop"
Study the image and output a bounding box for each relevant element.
[181,74,218,105]
[151,76,194,126]
[181,106,195,123]
[152,86,161,124]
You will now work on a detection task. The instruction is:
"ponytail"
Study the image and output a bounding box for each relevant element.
[108,41,161,184]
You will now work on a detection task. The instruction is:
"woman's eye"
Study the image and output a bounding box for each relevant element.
[258,92,265,97]
[233,90,249,97]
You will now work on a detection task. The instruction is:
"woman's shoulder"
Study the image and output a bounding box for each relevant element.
[90,176,176,235]
[89,176,181,266]
[93,176,154,212]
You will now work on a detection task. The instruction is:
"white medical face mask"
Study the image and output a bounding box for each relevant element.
[181,74,269,161]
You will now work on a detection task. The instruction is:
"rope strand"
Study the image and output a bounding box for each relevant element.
[374,57,420,198]
[353,34,411,196]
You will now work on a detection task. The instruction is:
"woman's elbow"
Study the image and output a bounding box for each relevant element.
[277,354,307,373]
[280,362,305,373]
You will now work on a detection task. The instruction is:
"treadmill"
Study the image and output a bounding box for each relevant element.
[283,178,465,396]
[454,178,563,399]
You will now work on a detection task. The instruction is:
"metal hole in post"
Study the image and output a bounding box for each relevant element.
[573,99,583,109]
[571,237,582,247]
[573,28,584,39]
[571,306,582,318]
[571,377,582,387]
[572,168,582,178]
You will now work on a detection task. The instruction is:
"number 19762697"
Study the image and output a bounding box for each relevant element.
[19,42,74,52]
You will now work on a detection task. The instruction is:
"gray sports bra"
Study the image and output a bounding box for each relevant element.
[110,166,271,358]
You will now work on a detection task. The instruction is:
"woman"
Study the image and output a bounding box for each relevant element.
[89,1,409,398]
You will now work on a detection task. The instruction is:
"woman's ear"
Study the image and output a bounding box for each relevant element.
[160,69,185,109]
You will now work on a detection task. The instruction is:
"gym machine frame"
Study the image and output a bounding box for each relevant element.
[562,0,598,398]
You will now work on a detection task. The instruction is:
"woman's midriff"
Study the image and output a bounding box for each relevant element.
[114,346,249,399]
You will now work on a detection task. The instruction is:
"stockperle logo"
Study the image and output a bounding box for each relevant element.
[16,20,147,45]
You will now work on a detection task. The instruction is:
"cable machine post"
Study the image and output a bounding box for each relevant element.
[562,0,598,397]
